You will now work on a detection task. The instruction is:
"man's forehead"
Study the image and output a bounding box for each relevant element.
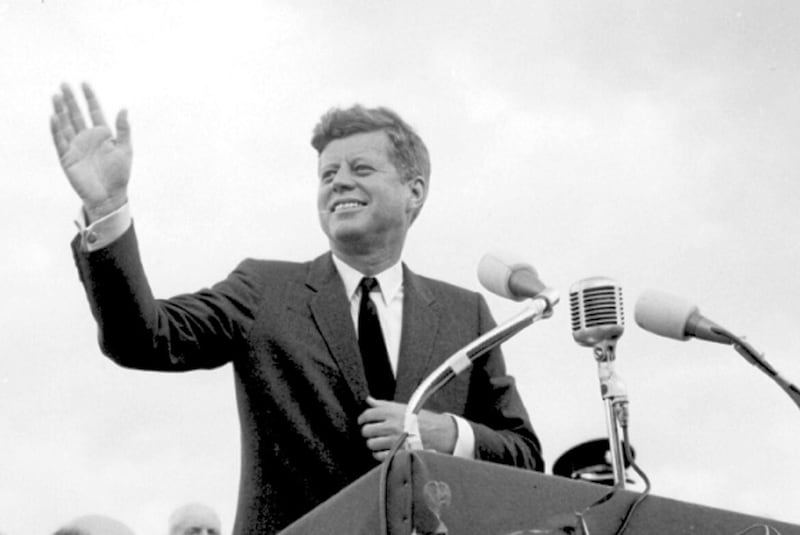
[178,515,219,526]
[173,509,221,530]
[318,130,392,164]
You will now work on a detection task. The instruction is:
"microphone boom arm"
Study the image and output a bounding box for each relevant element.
[713,326,800,411]
[403,288,559,450]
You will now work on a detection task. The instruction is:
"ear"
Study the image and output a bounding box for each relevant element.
[406,175,427,212]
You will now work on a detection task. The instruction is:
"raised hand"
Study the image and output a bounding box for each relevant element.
[50,83,132,222]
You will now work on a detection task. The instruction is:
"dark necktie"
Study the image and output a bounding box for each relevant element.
[358,277,396,400]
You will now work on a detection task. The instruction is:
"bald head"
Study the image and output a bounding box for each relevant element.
[57,515,135,535]
[168,503,221,535]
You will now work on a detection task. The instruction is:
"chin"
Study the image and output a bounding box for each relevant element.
[330,211,369,231]
[323,220,363,243]
[333,232,371,251]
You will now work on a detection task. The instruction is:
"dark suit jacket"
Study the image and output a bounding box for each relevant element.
[71,225,543,534]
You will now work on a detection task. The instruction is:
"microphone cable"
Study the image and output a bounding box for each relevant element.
[613,400,651,535]
[556,400,651,535]
[378,430,411,535]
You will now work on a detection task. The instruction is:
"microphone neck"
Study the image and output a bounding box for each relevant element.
[592,338,619,363]
[686,313,732,344]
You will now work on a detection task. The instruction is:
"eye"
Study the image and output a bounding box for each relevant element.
[354,164,374,176]
[320,168,337,183]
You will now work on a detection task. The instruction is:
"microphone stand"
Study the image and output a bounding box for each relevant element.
[594,340,628,489]
[713,326,800,411]
[402,288,559,451]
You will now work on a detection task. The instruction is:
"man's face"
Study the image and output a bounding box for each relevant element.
[317,130,425,256]
[170,508,221,535]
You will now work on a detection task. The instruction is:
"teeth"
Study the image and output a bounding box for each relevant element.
[333,201,364,212]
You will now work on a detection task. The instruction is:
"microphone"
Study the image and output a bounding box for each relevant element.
[634,290,730,345]
[570,277,625,350]
[635,289,800,411]
[569,276,629,488]
[478,251,547,301]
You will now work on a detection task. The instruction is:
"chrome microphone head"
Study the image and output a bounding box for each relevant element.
[570,277,625,348]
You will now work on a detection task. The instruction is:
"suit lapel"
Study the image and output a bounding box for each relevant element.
[394,265,440,401]
[304,256,442,403]
[306,253,371,403]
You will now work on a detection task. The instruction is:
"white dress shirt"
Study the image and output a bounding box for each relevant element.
[330,254,475,458]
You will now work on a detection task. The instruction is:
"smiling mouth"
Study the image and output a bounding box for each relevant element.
[331,201,366,212]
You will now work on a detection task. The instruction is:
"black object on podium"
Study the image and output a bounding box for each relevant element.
[553,438,636,486]
[280,450,800,535]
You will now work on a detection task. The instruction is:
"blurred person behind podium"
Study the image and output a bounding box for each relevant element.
[52,514,135,535]
[168,503,222,535]
[49,82,544,534]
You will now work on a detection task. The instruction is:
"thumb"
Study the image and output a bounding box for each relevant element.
[115,109,132,150]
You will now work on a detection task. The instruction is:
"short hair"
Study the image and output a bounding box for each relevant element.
[52,529,87,535]
[311,105,431,185]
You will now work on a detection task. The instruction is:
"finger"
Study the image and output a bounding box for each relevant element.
[51,91,63,116]
[357,405,380,425]
[366,435,396,451]
[361,421,385,438]
[357,406,391,426]
[115,109,131,149]
[49,115,70,159]
[366,396,391,407]
[362,419,402,439]
[82,82,107,127]
[52,95,76,142]
[358,397,392,421]
[60,83,87,132]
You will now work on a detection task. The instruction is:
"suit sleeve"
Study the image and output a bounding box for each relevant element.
[465,294,545,471]
[71,224,260,371]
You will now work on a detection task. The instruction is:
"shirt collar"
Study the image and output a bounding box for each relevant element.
[331,253,404,306]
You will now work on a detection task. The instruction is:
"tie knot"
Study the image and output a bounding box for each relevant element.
[359,277,380,294]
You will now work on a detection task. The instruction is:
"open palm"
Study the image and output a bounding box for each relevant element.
[50,83,132,221]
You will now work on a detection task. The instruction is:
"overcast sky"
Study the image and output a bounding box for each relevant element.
[2,1,800,533]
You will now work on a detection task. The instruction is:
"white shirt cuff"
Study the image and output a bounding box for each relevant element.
[450,414,475,459]
[74,203,132,252]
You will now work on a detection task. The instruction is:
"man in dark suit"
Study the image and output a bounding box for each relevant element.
[50,83,544,534]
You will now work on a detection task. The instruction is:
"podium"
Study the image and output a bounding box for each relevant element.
[281,450,800,534]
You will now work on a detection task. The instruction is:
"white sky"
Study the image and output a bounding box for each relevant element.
[2,1,800,533]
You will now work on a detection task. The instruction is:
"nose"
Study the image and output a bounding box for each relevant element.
[330,166,355,192]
